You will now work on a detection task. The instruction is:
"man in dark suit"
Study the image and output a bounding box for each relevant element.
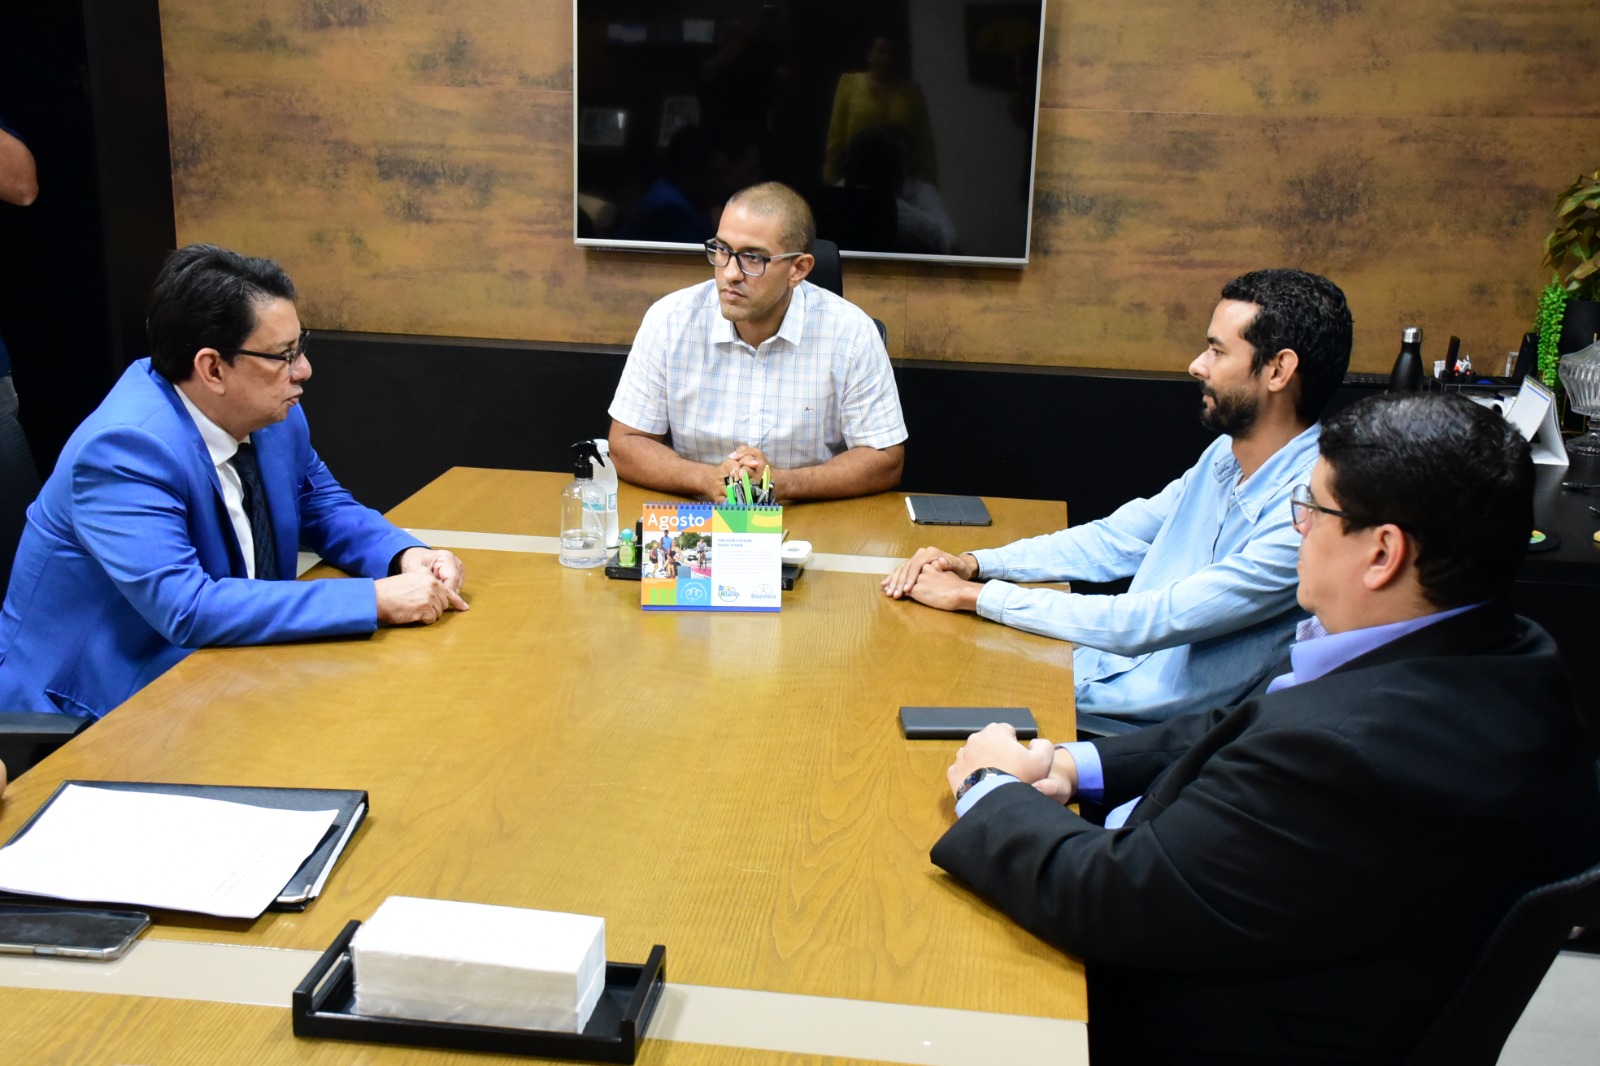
[0,244,467,719]
[933,392,1600,1064]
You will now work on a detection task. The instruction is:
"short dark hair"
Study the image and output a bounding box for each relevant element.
[1318,392,1532,609]
[146,244,297,382]
[1220,269,1352,423]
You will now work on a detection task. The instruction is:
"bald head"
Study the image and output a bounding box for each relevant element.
[725,182,815,255]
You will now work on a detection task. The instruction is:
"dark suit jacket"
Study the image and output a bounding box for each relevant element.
[932,603,1600,1064]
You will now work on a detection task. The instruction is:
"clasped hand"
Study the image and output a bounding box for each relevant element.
[882,547,978,610]
[705,445,774,501]
[375,548,469,625]
[945,722,1080,805]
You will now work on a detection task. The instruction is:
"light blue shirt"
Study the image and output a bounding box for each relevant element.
[969,425,1320,723]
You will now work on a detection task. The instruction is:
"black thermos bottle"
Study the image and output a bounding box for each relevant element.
[1387,326,1424,392]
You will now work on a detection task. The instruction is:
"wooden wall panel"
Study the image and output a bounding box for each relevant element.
[1046,3,1599,119]
[161,0,1600,373]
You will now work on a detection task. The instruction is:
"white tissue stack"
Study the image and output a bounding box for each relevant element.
[351,896,607,1032]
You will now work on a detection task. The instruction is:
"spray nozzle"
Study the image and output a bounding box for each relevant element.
[570,439,604,478]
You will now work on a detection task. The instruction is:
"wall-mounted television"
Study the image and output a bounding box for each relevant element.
[574,1,1048,267]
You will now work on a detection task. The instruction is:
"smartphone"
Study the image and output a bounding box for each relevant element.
[0,902,152,961]
[905,495,993,526]
[898,706,1037,740]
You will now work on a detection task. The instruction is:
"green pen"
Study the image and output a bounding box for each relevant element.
[740,468,752,505]
[725,478,736,505]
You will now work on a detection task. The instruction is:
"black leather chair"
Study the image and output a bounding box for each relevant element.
[808,238,887,344]
[1,409,89,784]
[1407,857,1600,1066]
[809,238,845,298]
[0,406,39,595]
[0,712,92,783]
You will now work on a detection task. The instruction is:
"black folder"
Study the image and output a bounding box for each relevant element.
[3,781,368,911]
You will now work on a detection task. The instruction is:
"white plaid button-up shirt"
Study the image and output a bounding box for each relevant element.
[608,280,907,468]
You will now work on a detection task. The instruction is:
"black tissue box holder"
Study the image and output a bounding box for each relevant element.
[292,919,666,1063]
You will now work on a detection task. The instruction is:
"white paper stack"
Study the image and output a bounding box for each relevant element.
[351,896,607,1032]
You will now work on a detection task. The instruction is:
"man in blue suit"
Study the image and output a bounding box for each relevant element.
[0,244,468,720]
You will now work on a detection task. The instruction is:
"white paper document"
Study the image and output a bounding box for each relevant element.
[0,784,338,919]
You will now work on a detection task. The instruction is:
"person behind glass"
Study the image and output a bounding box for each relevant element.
[608,181,907,502]
[0,244,467,719]
[613,124,730,245]
[934,392,1600,1064]
[823,33,938,189]
[0,115,39,420]
[884,269,1351,724]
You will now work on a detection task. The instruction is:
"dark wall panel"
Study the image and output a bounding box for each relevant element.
[300,332,1378,524]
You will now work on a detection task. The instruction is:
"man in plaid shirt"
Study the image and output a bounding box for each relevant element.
[608,182,907,502]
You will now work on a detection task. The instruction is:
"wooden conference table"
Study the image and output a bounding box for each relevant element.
[0,470,1085,1065]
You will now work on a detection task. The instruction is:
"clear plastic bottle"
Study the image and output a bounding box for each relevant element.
[559,441,607,568]
[591,438,619,549]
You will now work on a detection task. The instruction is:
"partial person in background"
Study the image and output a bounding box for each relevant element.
[615,125,730,245]
[0,244,467,720]
[0,115,39,420]
[823,33,937,189]
[884,269,1352,724]
[609,181,907,502]
[838,125,955,255]
[933,392,1600,1064]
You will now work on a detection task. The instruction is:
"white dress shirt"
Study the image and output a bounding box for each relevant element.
[175,387,257,579]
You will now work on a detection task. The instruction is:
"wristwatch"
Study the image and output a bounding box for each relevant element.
[955,766,1008,802]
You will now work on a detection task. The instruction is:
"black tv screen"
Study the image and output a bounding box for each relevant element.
[574,1,1047,266]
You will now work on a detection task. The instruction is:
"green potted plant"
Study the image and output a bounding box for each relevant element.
[1536,168,1600,388]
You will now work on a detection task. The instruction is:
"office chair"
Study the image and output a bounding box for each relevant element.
[810,238,845,298]
[0,712,93,783]
[808,239,887,345]
[0,406,39,595]
[1406,857,1600,1066]
[0,410,87,783]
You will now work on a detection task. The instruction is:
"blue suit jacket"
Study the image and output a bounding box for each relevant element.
[0,360,423,717]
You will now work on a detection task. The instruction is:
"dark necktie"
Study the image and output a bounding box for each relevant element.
[231,441,278,580]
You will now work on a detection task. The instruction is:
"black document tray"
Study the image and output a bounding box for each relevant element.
[292,920,666,1063]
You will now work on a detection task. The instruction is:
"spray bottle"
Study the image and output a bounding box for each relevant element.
[590,438,619,550]
[559,440,607,569]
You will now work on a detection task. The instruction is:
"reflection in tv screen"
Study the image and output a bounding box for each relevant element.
[574,1,1047,266]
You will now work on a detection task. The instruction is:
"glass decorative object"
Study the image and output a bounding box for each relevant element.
[1558,339,1600,456]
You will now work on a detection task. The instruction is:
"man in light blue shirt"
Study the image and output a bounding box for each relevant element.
[883,269,1352,723]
